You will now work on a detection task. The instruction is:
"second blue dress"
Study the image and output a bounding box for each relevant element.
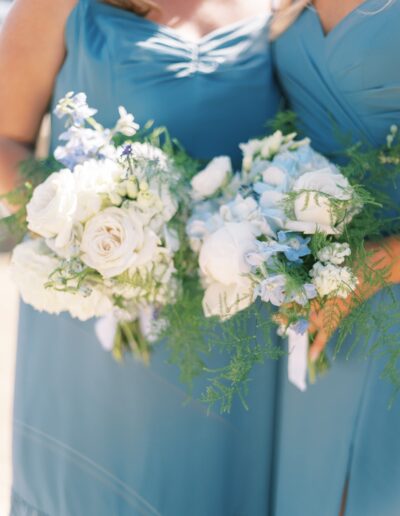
[272,2,400,515]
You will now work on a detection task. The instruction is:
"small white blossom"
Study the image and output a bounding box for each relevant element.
[310,262,358,299]
[113,106,140,137]
[317,243,351,265]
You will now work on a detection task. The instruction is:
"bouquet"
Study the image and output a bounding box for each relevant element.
[187,126,397,397]
[6,92,195,361]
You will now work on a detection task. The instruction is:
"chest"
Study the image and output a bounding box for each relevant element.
[146,0,270,42]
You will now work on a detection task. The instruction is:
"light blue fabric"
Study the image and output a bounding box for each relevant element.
[272,2,400,515]
[11,2,282,515]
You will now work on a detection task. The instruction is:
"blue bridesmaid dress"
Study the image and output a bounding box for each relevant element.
[11,2,282,515]
[272,2,400,515]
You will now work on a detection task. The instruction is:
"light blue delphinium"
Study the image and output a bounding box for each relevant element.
[245,240,290,268]
[54,92,97,127]
[257,274,287,306]
[287,283,317,306]
[277,231,311,263]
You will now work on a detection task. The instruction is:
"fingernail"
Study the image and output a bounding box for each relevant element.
[309,349,319,363]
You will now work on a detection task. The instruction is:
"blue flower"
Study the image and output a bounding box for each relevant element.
[290,318,309,335]
[246,240,290,268]
[277,231,311,263]
[287,283,317,306]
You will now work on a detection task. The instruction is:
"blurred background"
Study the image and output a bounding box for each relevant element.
[0,2,18,515]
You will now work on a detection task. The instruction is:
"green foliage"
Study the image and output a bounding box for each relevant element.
[0,157,61,244]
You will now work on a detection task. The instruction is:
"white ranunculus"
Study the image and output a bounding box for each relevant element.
[202,278,255,319]
[290,168,354,234]
[27,169,77,247]
[199,222,258,286]
[310,261,358,299]
[80,207,145,278]
[191,156,232,200]
[73,159,122,222]
[11,239,112,320]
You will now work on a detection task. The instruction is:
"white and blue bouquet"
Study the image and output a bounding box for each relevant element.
[7,93,194,361]
[187,129,379,392]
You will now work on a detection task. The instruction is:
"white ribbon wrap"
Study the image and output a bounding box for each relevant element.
[287,329,309,391]
[95,312,118,351]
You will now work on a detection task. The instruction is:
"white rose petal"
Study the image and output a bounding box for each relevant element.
[202,279,255,320]
[27,169,77,248]
[11,240,112,320]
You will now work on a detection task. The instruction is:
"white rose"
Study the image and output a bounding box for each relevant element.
[27,169,77,248]
[202,278,255,319]
[191,156,232,200]
[11,239,112,320]
[199,222,258,286]
[310,261,358,299]
[81,207,145,278]
[73,159,122,222]
[289,168,354,234]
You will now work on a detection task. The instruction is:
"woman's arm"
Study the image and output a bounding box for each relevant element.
[0,0,78,196]
[309,235,400,361]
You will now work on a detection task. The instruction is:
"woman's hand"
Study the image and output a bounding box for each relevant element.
[309,236,400,362]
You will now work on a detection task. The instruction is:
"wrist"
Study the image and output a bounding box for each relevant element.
[365,236,400,286]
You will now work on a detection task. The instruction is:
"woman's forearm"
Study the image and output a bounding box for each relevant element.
[365,236,400,288]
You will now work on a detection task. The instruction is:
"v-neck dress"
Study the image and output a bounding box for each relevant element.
[11,1,282,515]
[272,2,400,515]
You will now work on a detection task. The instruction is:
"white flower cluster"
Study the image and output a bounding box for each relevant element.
[11,93,182,341]
[310,243,358,299]
[187,130,362,324]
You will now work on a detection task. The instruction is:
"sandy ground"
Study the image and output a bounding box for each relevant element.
[0,253,18,515]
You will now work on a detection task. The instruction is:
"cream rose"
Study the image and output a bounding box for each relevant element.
[80,207,145,278]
